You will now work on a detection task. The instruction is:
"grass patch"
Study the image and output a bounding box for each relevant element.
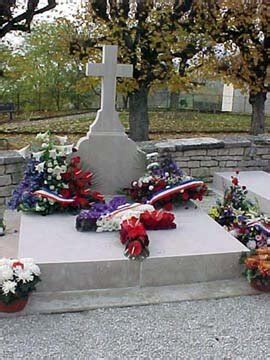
[0,111,269,149]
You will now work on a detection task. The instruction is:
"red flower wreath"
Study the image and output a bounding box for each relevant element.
[61,156,104,208]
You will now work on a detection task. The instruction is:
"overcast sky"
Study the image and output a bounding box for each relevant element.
[4,0,84,46]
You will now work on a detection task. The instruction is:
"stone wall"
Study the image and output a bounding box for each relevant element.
[0,136,270,211]
[0,151,25,213]
[139,136,270,182]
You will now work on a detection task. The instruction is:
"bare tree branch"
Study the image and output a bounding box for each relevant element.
[0,0,57,38]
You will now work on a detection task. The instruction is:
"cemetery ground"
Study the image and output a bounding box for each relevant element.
[0,188,269,359]
[1,294,269,359]
[0,111,270,149]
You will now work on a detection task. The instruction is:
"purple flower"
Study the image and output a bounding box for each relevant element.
[76,196,127,232]
[8,158,44,210]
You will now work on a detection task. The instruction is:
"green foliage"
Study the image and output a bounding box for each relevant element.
[72,1,212,95]
[0,19,97,112]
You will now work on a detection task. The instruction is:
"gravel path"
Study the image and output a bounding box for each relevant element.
[1,294,269,360]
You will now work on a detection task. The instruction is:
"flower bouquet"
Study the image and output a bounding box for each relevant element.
[9,132,104,215]
[208,172,269,250]
[0,258,41,312]
[124,153,207,210]
[76,196,128,232]
[139,210,176,230]
[120,217,149,259]
[241,248,270,292]
[76,198,177,260]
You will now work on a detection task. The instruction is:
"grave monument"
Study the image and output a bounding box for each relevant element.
[75,45,145,194]
[17,45,248,295]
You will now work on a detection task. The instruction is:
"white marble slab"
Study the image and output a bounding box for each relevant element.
[18,206,247,291]
[213,171,270,214]
[19,206,246,264]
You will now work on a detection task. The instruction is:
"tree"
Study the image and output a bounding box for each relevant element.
[71,0,211,141]
[0,0,56,38]
[0,20,94,112]
[196,0,270,135]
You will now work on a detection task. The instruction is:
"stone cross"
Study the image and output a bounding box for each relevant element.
[86,45,133,133]
[76,44,145,194]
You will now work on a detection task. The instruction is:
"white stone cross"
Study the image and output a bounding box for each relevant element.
[86,45,133,133]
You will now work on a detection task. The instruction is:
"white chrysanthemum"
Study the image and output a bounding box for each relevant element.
[0,265,13,283]
[15,268,34,283]
[0,258,12,267]
[1,280,17,295]
[23,263,41,276]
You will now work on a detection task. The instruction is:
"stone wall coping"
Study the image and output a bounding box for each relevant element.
[139,136,270,153]
[0,151,24,164]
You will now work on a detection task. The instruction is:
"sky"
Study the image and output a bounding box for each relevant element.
[4,0,84,46]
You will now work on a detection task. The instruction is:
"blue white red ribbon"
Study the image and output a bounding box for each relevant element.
[148,179,204,205]
[246,219,270,236]
[33,189,75,205]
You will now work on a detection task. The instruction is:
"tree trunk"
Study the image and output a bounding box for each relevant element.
[169,91,179,110]
[249,91,267,135]
[129,86,149,141]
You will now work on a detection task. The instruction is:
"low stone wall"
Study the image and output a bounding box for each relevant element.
[0,136,270,210]
[0,151,25,212]
[139,135,270,182]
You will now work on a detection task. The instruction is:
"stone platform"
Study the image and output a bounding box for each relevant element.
[18,204,248,292]
[213,171,270,214]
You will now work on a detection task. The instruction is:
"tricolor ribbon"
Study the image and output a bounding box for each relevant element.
[33,189,75,205]
[246,219,270,236]
[148,179,204,205]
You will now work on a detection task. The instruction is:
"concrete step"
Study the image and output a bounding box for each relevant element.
[18,204,248,293]
[213,171,270,215]
[0,278,259,318]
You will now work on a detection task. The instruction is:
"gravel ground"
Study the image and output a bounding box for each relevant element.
[1,294,269,360]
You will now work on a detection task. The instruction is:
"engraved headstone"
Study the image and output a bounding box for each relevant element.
[75,45,146,194]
